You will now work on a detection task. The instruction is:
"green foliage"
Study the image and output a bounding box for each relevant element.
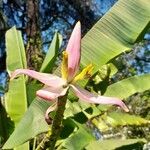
[4,79,150,149]
[5,78,27,124]
[93,63,118,85]
[81,0,150,73]
[92,112,150,132]
[5,27,27,124]
[65,74,150,120]
[104,74,150,98]
[6,27,27,72]
[2,96,93,149]
[57,120,95,150]
[3,0,150,149]
[0,101,14,146]
[40,32,62,73]
[4,27,29,149]
[3,99,50,149]
[3,28,61,149]
[85,139,146,150]
[26,83,42,105]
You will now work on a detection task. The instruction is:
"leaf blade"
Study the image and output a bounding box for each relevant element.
[5,27,29,149]
[85,139,146,150]
[81,0,150,72]
[3,99,50,149]
[40,32,62,73]
[104,74,150,99]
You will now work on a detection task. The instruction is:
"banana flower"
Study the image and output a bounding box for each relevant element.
[11,22,129,121]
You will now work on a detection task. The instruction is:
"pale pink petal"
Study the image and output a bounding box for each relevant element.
[11,69,66,88]
[36,86,69,101]
[66,21,81,81]
[45,102,57,125]
[70,85,129,112]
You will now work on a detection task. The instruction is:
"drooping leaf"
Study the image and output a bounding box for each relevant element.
[5,27,29,149]
[40,32,62,73]
[2,99,50,149]
[81,0,150,73]
[54,0,150,84]
[85,139,146,150]
[55,0,150,92]
[92,112,150,132]
[104,74,150,98]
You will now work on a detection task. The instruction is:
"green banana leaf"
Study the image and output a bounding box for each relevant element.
[82,74,150,119]
[81,0,150,72]
[27,32,62,104]
[55,0,150,76]
[3,99,50,149]
[6,27,26,72]
[93,63,118,85]
[92,112,150,132]
[3,0,150,149]
[85,139,146,150]
[57,120,95,150]
[40,32,62,73]
[0,100,14,145]
[104,74,150,98]
[65,74,150,119]
[3,29,62,149]
[5,26,27,124]
[5,27,29,149]
[26,83,42,105]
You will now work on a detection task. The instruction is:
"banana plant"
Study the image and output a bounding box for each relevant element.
[2,0,150,149]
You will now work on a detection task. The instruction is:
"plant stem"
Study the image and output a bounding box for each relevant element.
[36,92,68,150]
[32,137,37,150]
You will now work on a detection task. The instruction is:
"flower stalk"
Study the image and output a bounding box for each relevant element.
[36,92,68,150]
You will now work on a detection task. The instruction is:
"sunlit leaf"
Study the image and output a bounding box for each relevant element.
[81,0,150,73]
[104,74,150,98]
[40,32,62,73]
[6,27,27,73]
[5,27,29,149]
[3,99,50,149]
[85,139,146,150]
[92,112,150,132]
[5,27,27,124]
[93,63,118,85]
